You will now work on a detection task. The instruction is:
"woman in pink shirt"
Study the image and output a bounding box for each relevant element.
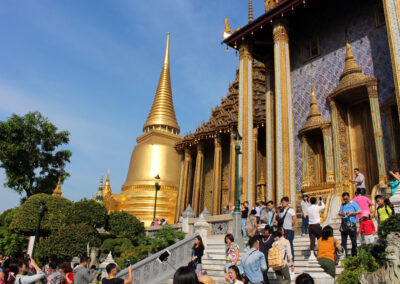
[352,190,374,220]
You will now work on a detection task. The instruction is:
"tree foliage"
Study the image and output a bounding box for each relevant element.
[0,111,71,197]
[107,212,145,244]
[69,200,107,228]
[9,193,73,235]
[101,238,133,257]
[36,224,101,262]
[150,226,185,253]
[0,207,19,227]
[0,228,28,256]
[338,248,380,284]
[378,213,400,243]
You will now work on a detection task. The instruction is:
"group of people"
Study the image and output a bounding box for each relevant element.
[151,218,168,226]
[0,255,133,284]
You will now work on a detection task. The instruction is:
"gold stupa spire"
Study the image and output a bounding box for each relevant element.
[299,86,330,134]
[340,40,363,80]
[52,175,62,197]
[103,169,112,197]
[143,32,180,134]
[248,0,254,23]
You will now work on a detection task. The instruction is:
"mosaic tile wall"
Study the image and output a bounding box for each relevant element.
[290,0,395,191]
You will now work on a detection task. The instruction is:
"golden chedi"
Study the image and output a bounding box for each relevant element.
[103,33,183,226]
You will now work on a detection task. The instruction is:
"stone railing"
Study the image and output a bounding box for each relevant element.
[116,234,198,284]
[184,214,233,236]
[145,223,183,237]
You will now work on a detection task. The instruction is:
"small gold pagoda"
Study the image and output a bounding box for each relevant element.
[103,33,183,226]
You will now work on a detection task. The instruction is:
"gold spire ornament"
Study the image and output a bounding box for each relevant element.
[223,17,231,39]
[95,175,104,203]
[143,33,180,134]
[52,176,62,197]
[103,169,112,197]
[248,0,254,23]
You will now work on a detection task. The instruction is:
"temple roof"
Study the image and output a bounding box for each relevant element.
[299,86,330,135]
[103,170,112,197]
[95,176,104,203]
[143,33,180,134]
[176,60,266,150]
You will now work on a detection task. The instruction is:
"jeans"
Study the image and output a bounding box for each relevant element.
[301,215,309,234]
[341,230,357,256]
[285,229,295,261]
[275,265,291,284]
[242,218,247,239]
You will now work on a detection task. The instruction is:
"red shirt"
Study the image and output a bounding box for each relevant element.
[358,220,375,235]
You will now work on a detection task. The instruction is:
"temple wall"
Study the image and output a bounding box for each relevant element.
[221,134,231,208]
[201,143,214,213]
[290,0,394,191]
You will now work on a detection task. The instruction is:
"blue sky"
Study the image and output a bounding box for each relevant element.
[0,1,266,212]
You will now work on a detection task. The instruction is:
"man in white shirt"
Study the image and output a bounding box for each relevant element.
[306,197,325,258]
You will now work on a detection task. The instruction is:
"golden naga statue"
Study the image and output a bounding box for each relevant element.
[223,17,231,39]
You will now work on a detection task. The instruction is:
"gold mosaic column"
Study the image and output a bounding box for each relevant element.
[175,152,186,221]
[238,42,254,205]
[178,148,192,216]
[384,108,399,169]
[273,19,296,203]
[329,100,342,183]
[367,85,387,185]
[264,58,275,203]
[229,131,236,205]
[301,136,309,187]
[252,127,258,203]
[322,126,335,183]
[192,143,204,216]
[211,137,222,215]
[382,0,400,121]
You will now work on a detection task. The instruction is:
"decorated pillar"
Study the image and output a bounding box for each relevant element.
[192,143,204,216]
[178,149,192,217]
[252,127,258,203]
[384,108,400,169]
[301,136,309,187]
[175,152,186,221]
[322,126,335,183]
[238,41,254,205]
[382,0,400,122]
[211,137,222,215]
[264,58,275,203]
[229,131,236,205]
[273,19,296,203]
[329,100,342,183]
[367,85,387,185]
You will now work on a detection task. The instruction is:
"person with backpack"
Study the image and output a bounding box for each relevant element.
[239,237,267,284]
[270,228,294,284]
[317,226,342,279]
[101,263,132,284]
[375,195,393,225]
[275,197,296,261]
[338,192,361,257]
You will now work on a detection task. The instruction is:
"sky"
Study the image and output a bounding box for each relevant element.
[0,1,267,211]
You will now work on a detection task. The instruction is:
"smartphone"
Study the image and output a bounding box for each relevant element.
[157,250,171,263]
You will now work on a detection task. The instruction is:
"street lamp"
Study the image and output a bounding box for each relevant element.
[234,130,242,212]
[32,201,45,258]
[153,174,161,221]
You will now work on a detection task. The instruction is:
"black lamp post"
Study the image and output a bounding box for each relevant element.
[153,174,161,221]
[32,201,45,258]
[234,130,242,213]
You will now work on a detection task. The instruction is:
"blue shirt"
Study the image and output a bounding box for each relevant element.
[239,248,267,283]
[389,180,400,196]
[339,201,361,224]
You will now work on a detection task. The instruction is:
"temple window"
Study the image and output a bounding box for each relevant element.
[374,2,385,27]
[301,36,320,62]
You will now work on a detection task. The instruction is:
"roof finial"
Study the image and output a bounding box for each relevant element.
[52,157,65,197]
[95,175,104,203]
[143,32,180,134]
[103,169,112,197]
[248,0,254,23]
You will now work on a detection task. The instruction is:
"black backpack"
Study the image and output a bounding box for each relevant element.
[276,209,289,228]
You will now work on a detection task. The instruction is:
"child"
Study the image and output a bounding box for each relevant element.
[375,195,393,225]
[358,215,375,244]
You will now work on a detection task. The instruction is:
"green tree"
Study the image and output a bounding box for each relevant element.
[69,200,107,228]
[378,214,400,243]
[0,229,27,256]
[107,212,145,245]
[36,224,101,262]
[150,226,185,253]
[101,238,133,257]
[0,111,71,197]
[9,193,73,236]
[0,208,19,227]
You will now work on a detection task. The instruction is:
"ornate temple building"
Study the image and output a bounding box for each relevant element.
[174,0,400,222]
[102,0,400,225]
[102,33,183,226]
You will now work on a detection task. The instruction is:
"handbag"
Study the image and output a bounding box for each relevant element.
[333,239,344,265]
[188,259,198,270]
[339,220,356,234]
[276,209,289,228]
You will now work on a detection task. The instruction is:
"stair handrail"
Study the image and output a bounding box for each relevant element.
[116,233,199,284]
